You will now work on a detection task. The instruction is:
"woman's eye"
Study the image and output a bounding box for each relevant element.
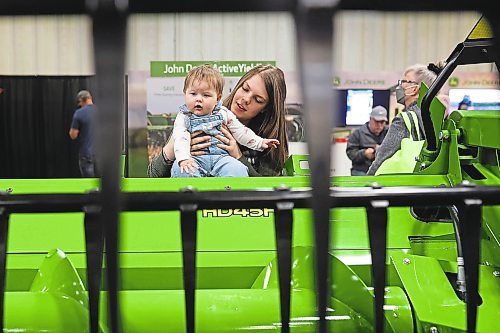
[255,98,264,104]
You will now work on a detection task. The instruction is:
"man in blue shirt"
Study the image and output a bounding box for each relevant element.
[69,90,97,177]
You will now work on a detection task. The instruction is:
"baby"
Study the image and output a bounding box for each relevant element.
[171,64,279,178]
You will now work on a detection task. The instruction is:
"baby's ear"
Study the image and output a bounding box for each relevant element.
[217,93,222,101]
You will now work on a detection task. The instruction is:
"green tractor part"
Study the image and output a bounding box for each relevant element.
[0,5,500,333]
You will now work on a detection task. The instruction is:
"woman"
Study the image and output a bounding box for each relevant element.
[367,62,444,175]
[148,64,288,177]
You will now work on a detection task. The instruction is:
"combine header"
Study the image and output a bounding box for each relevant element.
[0,1,499,333]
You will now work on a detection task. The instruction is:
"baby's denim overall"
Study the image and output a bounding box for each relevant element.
[172,102,248,177]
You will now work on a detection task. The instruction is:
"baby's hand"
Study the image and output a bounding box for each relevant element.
[179,158,199,174]
[261,139,280,149]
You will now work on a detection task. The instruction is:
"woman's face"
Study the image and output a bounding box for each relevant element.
[230,74,269,124]
[401,71,420,104]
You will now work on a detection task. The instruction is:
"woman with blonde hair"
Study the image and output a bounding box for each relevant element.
[367,62,445,175]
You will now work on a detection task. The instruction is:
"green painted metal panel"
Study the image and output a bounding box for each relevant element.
[4,292,90,332]
[1,104,499,332]
[449,110,500,149]
[391,252,500,332]
[4,174,457,257]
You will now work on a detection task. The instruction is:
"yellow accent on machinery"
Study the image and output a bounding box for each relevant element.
[466,16,493,40]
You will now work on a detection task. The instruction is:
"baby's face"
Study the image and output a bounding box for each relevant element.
[185,80,220,116]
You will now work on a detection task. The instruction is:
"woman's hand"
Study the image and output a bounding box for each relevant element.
[216,126,242,159]
[190,130,211,156]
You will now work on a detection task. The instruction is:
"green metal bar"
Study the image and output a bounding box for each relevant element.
[0,207,9,332]
[3,185,500,212]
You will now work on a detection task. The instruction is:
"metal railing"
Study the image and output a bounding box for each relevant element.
[1,185,500,333]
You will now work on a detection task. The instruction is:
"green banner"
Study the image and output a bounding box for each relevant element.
[150,61,275,77]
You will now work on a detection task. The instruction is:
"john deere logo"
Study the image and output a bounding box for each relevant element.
[449,77,459,87]
[333,77,341,87]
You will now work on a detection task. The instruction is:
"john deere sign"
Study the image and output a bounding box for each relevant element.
[151,61,275,77]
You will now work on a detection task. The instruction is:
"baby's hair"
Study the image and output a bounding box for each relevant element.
[183,64,224,96]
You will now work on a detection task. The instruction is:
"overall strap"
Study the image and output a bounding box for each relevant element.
[179,103,191,115]
[212,100,223,114]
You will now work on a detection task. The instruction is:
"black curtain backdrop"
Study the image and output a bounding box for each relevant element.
[0,76,95,178]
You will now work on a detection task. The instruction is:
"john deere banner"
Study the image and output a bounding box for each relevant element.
[151,61,274,77]
[147,61,274,115]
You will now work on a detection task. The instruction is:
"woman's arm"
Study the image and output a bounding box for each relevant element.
[147,150,174,177]
[237,155,261,176]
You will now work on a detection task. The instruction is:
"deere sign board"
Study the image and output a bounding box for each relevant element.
[150,61,275,77]
[148,61,275,114]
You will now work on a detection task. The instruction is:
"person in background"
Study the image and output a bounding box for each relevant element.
[69,90,97,177]
[171,64,279,178]
[458,95,472,110]
[148,64,289,177]
[367,62,444,175]
[346,105,388,175]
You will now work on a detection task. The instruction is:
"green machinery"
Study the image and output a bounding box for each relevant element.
[1,4,500,333]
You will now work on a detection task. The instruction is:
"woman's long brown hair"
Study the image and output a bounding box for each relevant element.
[223,64,288,174]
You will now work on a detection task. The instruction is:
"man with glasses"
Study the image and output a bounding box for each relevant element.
[367,62,444,175]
